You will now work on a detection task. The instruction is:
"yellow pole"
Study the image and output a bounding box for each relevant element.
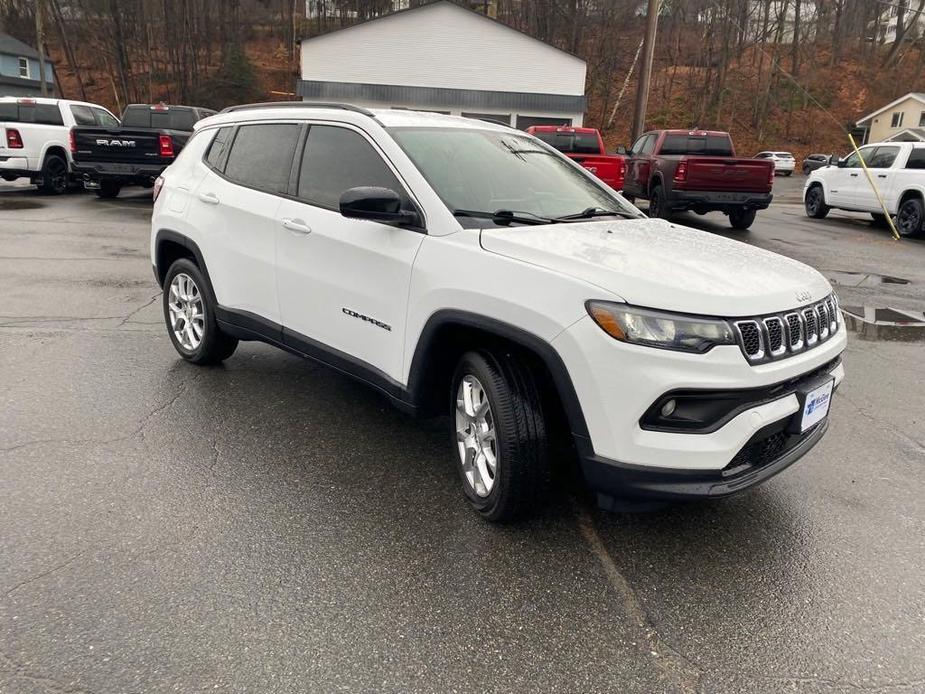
[848,133,901,241]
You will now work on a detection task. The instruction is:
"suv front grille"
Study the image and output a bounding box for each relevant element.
[734,294,839,364]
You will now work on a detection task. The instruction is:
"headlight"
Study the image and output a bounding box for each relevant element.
[586,301,736,353]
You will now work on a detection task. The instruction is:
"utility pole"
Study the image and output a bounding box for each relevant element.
[631,0,660,142]
[35,0,49,96]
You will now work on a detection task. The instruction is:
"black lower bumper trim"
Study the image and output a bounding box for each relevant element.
[668,190,773,213]
[580,417,829,506]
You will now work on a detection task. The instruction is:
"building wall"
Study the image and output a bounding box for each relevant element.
[867,98,925,142]
[0,53,55,84]
[300,2,586,96]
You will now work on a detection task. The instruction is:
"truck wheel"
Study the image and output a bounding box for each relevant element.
[451,350,550,522]
[38,155,68,195]
[804,184,830,219]
[96,181,122,199]
[896,197,924,238]
[648,184,670,219]
[163,258,238,365]
[728,208,756,230]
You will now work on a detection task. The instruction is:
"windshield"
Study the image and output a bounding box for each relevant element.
[389,127,633,226]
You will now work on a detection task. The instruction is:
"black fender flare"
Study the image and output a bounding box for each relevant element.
[153,229,214,291]
[406,309,590,440]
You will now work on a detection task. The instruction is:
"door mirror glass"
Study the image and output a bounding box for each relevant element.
[339,187,420,226]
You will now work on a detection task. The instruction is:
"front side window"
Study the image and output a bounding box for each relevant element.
[18,57,29,78]
[223,123,300,194]
[391,127,630,224]
[891,112,904,128]
[842,147,874,168]
[69,105,96,126]
[297,125,407,209]
[638,134,657,155]
[867,146,900,169]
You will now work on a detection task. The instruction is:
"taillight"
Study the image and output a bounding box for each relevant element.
[618,158,626,177]
[769,166,775,184]
[152,176,165,202]
[674,160,688,183]
[158,135,174,158]
[69,127,77,154]
[6,128,23,149]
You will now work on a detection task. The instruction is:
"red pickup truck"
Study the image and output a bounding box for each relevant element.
[621,129,773,230]
[527,126,625,191]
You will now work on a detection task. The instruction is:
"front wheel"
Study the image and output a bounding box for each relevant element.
[452,350,550,522]
[38,155,68,195]
[648,184,670,219]
[896,197,924,238]
[162,258,238,364]
[96,181,122,199]
[804,184,830,219]
[728,208,756,230]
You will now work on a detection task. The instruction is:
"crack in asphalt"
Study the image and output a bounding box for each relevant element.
[573,500,704,693]
[3,552,86,600]
[116,292,161,329]
[838,391,925,452]
[0,646,95,694]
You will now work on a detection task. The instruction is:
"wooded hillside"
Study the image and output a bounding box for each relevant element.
[2,0,923,159]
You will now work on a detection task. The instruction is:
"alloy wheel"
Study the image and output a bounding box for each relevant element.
[455,375,498,498]
[897,201,922,237]
[167,272,205,351]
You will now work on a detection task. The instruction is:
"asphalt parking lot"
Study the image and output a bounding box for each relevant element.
[1,175,923,693]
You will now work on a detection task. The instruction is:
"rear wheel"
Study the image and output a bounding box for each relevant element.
[38,155,68,195]
[804,184,830,219]
[96,181,122,199]
[728,208,756,230]
[452,350,549,522]
[648,184,670,219]
[896,197,924,238]
[162,258,238,364]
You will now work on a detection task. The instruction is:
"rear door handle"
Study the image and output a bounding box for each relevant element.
[281,218,311,235]
[877,174,887,178]
[849,173,859,177]
[198,192,220,205]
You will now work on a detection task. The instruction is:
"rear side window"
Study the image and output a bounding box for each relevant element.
[70,105,96,126]
[905,148,925,169]
[867,146,900,168]
[0,103,64,125]
[660,134,733,157]
[531,131,599,155]
[92,108,119,127]
[297,125,406,209]
[204,127,234,171]
[223,123,300,194]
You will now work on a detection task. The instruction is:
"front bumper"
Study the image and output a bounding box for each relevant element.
[553,315,846,501]
[668,189,773,212]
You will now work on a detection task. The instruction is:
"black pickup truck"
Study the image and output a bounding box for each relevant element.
[71,103,215,198]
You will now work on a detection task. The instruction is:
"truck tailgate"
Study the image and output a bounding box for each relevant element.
[682,157,771,192]
[570,154,626,190]
[72,127,162,163]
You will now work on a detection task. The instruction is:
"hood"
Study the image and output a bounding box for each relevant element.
[479,218,832,317]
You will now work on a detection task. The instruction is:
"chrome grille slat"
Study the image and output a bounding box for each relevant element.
[734,294,839,363]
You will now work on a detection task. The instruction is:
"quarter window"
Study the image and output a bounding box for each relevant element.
[297,125,407,209]
[69,105,96,126]
[223,123,300,194]
[204,127,234,171]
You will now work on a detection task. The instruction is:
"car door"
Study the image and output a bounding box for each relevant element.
[186,121,301,327]
[625,133,654,197]
[854,145,901,211]
[274,123,425,383]
[826,147,870,207]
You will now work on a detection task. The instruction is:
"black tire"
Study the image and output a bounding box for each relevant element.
[451,350,550,522]
[784,171,792,177]
[728,208,756,230]
[895,196,924,238]
[95,181,122,199]
[804,184,830,219]
[38,154,68,195]
[802,165,810,176]
[871,212,889,227]
[622,193,635,205]
[648,184,670,219]
[162,258,238,365]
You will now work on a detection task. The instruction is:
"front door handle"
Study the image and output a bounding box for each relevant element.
[198,192,220,205]
[849,173,859,177]
[877,174,887,178]
[281,218,312,235]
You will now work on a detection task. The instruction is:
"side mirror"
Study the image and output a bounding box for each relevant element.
[617,145,629,156]
[836,157,847,168]
[339,187,420,227]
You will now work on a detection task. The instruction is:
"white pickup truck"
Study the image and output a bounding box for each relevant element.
[803,141,925,237]
[0,96,119,194]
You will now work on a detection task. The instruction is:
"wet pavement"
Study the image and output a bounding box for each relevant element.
[1,180,924,693]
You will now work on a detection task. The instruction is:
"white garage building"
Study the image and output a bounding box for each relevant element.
[297,1,587,129]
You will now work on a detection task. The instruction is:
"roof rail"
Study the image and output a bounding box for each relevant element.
[219,101,377,117]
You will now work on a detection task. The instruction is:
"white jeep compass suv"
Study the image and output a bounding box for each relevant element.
[150,103,846,521]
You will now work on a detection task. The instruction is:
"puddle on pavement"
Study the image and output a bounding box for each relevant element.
[841,305,925,341]
[0,199,44,210]
[828,270,910,287]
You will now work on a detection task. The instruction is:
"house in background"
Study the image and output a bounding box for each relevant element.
[856,93,925,143]
[297,0,586,129]
[0,33,56,98]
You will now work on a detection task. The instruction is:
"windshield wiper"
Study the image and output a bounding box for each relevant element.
[553,206,640,222]
[453,209,552,226]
